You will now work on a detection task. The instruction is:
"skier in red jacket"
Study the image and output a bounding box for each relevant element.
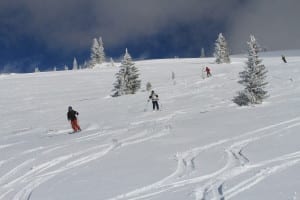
[205,66,212,77]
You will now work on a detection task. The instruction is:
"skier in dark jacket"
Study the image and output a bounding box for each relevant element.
[67,106,81,132]
[281,55,287,63]
[148,90,159,111]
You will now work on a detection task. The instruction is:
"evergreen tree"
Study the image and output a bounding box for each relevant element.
[200,47,205,58]
[34,67,40,73]
[53,66,57,71]
[214,33,230,64]
[90,38,101,67]
[89,37,106,68]
[98,37,106,63]
[233,35,268,106]
[73,57,78,70]
[64,65,69,70]
[112,48,141,97]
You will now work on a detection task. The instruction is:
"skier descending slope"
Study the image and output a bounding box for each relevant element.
[67,106,81,133]
[148,90,159,111]
[205,66,212,77]
[281,55,287,63]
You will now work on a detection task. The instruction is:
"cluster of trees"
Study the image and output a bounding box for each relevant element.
[90,37,106,67]
[88,38,142,98]
[37,37,108,72]
[33,36,142,99]
[36,33,268,106]
[105,33,232,99]
[110,33,268,106]
[70,37,106,70]
[213,33,268,106]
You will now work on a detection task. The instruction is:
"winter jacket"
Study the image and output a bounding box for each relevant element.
[67,110,79,121]
[149,93,159,102]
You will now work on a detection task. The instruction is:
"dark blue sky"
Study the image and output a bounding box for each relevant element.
[0,0,299,73]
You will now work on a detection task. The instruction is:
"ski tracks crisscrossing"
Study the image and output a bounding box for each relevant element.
[105,117,300,200]
[0,112,175,200]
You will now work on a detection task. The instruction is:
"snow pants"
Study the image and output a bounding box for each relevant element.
[71,119,81,132]
[152,101,159,110]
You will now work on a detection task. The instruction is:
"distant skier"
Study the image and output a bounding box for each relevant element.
[148,90,159,111]
[281,55,287,63]
[67,106,81,132]
[205,66,212,77]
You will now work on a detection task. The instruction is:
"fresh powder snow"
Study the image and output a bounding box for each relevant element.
[0,51,300,200]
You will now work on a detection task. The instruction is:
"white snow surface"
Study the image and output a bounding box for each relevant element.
[1,51,300,200]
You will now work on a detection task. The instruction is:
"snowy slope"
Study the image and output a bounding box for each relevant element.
[0,51,300,200]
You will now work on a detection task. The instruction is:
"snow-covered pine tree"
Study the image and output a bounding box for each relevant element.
[73,57,78,70]
[89,38,101,68]
[112,48,141,97]
[214,33,230,64]
[200,47,205,58]
[89,37,106,67]
[64,65,69,70]
[112,70,126,97]
[233,35,268,106]
[98,37,106,64]
[34,67,40,73]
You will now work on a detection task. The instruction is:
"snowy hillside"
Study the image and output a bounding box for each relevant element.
[1,51,300,200]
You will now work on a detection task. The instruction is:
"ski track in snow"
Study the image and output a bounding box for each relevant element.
[0,111,175,200]
[0,141,25,150]
[105,116,300,200]
[1,111,299,200]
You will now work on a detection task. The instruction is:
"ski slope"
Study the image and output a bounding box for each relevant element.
[1,51,300,200]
